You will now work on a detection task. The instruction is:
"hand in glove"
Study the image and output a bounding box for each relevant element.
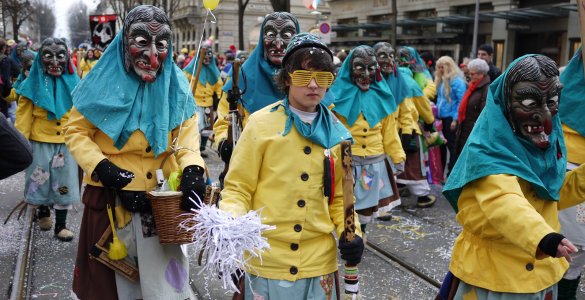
[401,133,418,153]
[180,165,207,211]
[538,232,578,262]
[423,122,436,133]
[218,140,233,164]
[338,234,364,265]
[94,159,134,189]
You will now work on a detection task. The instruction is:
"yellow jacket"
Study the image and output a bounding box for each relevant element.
[397,99,417,135]
[335,112,405,164]
[411,95,435,126]
[79,59,98,78]
[563,124,585,164]
[423,80,437,103]
[64,107,205,191]
[220,102,360,281]
[450,169,585,293]
[15,96,69,143]
[5,88,18,103]
[184,72,225,107]
[212,93,252,146]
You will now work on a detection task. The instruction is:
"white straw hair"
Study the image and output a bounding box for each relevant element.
[180,204,275,292]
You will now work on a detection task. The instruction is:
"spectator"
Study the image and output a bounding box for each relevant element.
[434,56,466,175]
[454,58,490,163]
[477,44,501,83]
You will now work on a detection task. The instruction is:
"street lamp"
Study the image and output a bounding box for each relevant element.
[471,0,479,58]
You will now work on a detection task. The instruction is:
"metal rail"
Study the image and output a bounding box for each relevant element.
[366,241,442,289]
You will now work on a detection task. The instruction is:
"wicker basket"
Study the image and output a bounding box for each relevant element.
[147,185,220,244]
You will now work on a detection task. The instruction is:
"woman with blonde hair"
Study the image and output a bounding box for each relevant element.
[434,55,466,176]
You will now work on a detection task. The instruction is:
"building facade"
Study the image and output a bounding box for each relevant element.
[172,0,330,55]
[328,0,579,69]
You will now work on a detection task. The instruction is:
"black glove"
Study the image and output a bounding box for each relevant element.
[338,234,364,265]
[180,165,207,211]
[423,122,435,133]
[401,133,418,153]
[538,232,565,257]
[218,140,233,164]
[93,159,134,190]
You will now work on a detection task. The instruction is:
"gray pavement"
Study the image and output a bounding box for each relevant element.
[2,147,585,299]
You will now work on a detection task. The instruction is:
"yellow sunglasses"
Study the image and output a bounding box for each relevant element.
[289,70,334,88]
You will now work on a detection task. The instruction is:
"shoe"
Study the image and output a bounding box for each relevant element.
[54,226,74,242]
[200,151,208,158]
[417,195,437,208]
[376,212,393,221]
[38,217,53,231]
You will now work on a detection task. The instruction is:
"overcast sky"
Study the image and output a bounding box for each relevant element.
[53,0,100,42]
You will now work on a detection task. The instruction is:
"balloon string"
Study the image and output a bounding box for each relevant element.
[173,8,213,153]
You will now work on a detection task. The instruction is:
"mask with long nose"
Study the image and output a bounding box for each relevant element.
[123,6,171,83]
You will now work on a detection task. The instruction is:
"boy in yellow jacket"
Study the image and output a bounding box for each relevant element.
[220,33,363,299]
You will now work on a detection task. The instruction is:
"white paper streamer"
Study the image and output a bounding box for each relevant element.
[180,205,274,292]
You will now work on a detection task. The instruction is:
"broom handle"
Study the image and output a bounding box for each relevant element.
[579,0,585,74]
[106,204,119,240]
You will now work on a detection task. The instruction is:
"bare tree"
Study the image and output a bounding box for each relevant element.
[269,0,289,12]
[108,0,184,24]
[32,0,55,41]
[238,0,250,50]
[68,1,90,47]
[2,0,33,40]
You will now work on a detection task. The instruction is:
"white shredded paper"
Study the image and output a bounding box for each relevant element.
[180,204,275,292]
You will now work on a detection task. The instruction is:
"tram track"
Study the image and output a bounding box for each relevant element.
[9,206,35,300]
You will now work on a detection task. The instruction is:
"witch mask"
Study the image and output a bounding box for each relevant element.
[40,38,68,77]
[351,47,377,92]
[262,12,298,67]
[374,42,395,76]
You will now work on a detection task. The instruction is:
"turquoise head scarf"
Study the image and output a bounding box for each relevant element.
[15,48,79,120]
[385,66,424,106]
[443,54,567,212]
[72,32,196,157]
[183,49,221,86]
[559,47,585,137]
[330,45,396,127]
[223,14,300,114]
[401,46,432,79]
[271,98,352,148]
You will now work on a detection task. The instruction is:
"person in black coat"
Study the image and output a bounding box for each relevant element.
[0,113,32,179]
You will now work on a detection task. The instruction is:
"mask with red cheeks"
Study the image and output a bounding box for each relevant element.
[351,47,377,92]
[374,43,395,76]
[125,21,170,82]
[262,12,298,67]
[41,39,68,77]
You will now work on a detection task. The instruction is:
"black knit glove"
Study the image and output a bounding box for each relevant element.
[180,165,206,211]
[94,159,134,189]
[423,122,435,133]
[338,234,364,265]
[218,140,233,164]
[538,232,565,257]
[401,133,418,153]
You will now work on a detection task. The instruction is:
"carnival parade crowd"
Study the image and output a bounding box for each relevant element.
[1,4,585,300]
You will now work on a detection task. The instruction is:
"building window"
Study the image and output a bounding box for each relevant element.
[493,40,504,71]
[569,38,581,59]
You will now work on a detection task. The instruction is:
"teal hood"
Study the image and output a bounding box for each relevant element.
[72,32,196,157]
[443,54,567,212]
